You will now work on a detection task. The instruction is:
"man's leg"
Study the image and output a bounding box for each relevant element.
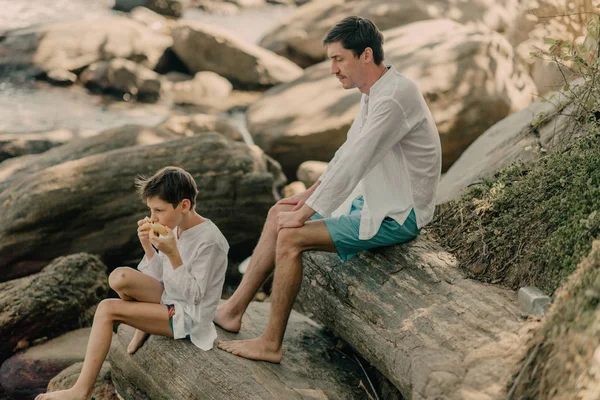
[218,220,337,362]
[108,267,164,353]
[35,299,172,400]
[215,202,296,333]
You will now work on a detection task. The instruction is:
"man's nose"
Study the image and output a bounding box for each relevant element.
[331,62,339,75]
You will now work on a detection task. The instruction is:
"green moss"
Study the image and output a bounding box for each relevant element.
[431,130,600,295]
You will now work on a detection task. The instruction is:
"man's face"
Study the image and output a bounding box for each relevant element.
[146,196,182,229]
[327,41,364,90]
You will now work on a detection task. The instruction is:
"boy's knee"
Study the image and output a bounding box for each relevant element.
[108,267,132,292]
[95,298,120,319]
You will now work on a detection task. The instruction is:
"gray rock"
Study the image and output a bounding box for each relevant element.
[0,129,71,163]
[296,161,327,188]
[0,134,279,279]
[171,71,233,106]
[518,286,552,317]
[172,21,303,88]
[0,254,108,362]
[47,362,118,400]
[45,69,77,86]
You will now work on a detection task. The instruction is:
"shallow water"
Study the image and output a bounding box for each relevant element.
[0,1,294,136]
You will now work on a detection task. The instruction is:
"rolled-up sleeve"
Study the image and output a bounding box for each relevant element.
[163,243,226,305]
[305,97,417,217]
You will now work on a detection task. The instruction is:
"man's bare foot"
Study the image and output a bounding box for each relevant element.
[214,303,243,333]
[217,337,282,363]
[127,329,149,354]
[35,387,88,400]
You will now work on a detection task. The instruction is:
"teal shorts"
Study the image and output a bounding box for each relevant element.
[309,196,420,262]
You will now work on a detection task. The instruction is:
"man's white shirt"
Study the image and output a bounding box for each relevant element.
[305,66,442,240]
[138,219,229,350]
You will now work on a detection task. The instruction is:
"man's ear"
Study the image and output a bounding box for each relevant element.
[363,47,373,63]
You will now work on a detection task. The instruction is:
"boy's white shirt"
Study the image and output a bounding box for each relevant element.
[305,66,442,240]
[137,219,229,350]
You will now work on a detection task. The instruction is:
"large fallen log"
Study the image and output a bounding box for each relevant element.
[0,133,278,281]
[0,253,108,362]
[298,235,537,400]
[109,302,368,399]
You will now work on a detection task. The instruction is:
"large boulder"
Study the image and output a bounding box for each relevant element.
[47,362,118,400]
[171,71,233,106]
[259,0,521,67]
[298,237,537,399]
[171,21,303,88]
[0,133,279,280]
[247,19,536,177]
[0,329,92,398]
[0,129,72,163]
[437,84,578,203]
[157,114,244,142]
[0,17,172,75]
[79,58,163,102]
[506,0,597,94]
[0,254,108,362]
[114,0,187,18]
[108,303,368,399]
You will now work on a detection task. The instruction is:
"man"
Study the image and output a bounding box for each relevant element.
[216,16,441,362]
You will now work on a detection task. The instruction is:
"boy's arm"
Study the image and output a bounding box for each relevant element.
[162,242,227,305]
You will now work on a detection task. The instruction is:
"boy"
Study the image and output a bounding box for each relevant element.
[36,166,229,400]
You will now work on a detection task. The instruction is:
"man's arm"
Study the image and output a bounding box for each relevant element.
[305,97,419,217]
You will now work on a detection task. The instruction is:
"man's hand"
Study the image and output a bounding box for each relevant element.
[277,205,316,232]
[148,226,178,258]
[277,190,310,209]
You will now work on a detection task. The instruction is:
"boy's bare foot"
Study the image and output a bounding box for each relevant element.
[35,387,88,400]
[214,303,243,333]
[217,337,282,363]
[127,329,149,354]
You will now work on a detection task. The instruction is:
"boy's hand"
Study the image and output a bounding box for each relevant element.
[148,226,178,258]
[137,218,154,254]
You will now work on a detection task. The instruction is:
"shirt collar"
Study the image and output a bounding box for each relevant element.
[366,64,393,100]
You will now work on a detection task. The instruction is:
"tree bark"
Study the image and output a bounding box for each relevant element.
[109,302,369,399]
[0,253,108,362]
[298,236,537,400]
[0,133,278,281]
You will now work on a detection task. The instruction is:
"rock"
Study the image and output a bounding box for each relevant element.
[0,129,72,163]
[296,161,327,188]
[282,181,306,197]
[171,71,233,106]
[163,71,193,83]
[298,236,537,399]
[0,17,172,75]
[0,125,185,192]
[80,58,163,102]
[157,114,244,142]
[114,0,186,17]
[224,0,266,8]
[0,329,92,398]
[247,19,536,177]
[45,69,77,86]
[437,83,578,204]
[108,303,367,399]
[0,134,279,280]
[259,0,521,67]
[0,254,108,362]
[130,6,172,35]
[197,0,240,14]
[518,286,552,317]
[48,362,117,400]
[172,21,303,88]
[507,0,596,94]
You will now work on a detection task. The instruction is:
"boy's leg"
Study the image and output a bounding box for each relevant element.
[108,267,164,353]
[35,299,172,400]
[215,202,296,333]
[218,220,337,362]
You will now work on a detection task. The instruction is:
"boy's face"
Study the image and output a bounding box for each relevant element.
[146,196,184,229]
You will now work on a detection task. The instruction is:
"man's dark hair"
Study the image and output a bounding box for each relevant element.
[323,16,384,65]
[135,166,199,209]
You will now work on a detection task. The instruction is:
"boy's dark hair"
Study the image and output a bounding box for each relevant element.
[323,16,384,65]
[135,166,198,209]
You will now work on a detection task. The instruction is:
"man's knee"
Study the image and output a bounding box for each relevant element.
[268,203,294,221]
[276,228,303,258]
[108,267,134,292]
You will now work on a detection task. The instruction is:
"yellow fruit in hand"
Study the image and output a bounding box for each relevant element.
[152,222,168,236]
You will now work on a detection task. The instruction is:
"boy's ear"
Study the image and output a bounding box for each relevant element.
[181,199,192,212]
